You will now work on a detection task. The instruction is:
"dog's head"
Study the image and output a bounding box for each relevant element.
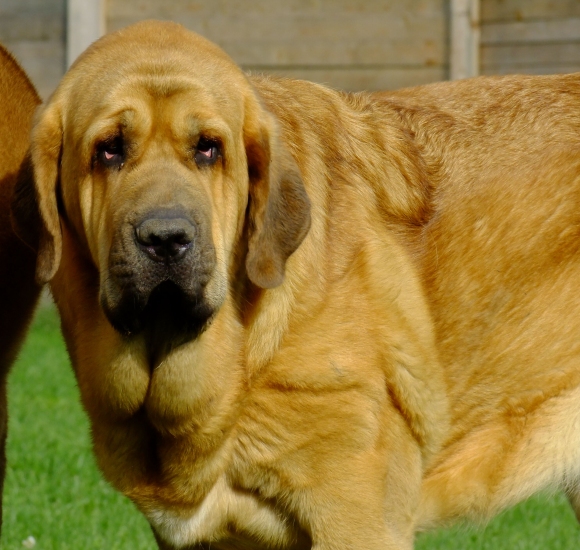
[30,20,310,344]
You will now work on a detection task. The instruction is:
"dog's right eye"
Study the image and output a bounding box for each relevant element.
[194,136,221,167]
[96,137,124,168]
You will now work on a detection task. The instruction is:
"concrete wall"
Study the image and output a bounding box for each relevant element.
[480,0,580,75]
[0,0,66,99]
[2,1,580,100]
[107,0,449,92]
[3,0,449,98]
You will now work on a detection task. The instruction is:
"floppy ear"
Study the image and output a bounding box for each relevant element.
[244,109,311,289]
[28,102,63,284]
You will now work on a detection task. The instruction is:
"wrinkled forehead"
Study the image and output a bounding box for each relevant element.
[59,24,248,137]
[72,76,238,160]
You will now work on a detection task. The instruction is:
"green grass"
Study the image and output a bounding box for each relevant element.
[416,493,580,549]
[2,302,580,548]
[3,302,156,549]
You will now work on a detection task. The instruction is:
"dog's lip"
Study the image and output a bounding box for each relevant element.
[104,277,215,344]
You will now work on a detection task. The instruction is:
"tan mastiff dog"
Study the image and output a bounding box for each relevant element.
[0,44,42,533]
[26,20,580,548]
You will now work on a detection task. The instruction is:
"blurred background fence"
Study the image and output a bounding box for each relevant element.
[1,1,579,102]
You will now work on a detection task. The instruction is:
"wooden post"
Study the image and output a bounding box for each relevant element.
[450,0,480,80]
[67,0,105,67]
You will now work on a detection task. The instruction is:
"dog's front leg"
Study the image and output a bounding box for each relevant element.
[566,485,580,523]
[306,502,414,550]
[295,472,417,550]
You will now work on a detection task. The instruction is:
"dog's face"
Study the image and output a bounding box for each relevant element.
[31,21,310,349]
[76,66,239,341]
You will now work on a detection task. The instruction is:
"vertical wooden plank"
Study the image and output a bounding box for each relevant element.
[450,0,480,79]
[67,0,105,67]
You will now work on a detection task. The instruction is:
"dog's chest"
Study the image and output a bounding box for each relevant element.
[146,476,306,549]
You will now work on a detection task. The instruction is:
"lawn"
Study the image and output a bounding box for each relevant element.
[3,302,156,549]
[2,302,579,548]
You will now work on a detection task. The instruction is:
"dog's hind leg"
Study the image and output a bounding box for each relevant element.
[418,384,580,528]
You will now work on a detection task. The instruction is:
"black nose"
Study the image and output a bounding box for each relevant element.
[135,216,196,262]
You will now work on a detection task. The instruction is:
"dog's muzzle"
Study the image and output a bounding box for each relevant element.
[101,208,217,349]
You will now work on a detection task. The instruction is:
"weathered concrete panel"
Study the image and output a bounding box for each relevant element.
[0,0,65,99]
[107,0,449,91]
[480,4,580,77]
[482,0,580,23]
[254,66,447,91]
[482,17,580,44]
[1,0,448,95]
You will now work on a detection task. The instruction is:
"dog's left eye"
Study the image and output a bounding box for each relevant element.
[96,137,124,168]
[194,137,220,166]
